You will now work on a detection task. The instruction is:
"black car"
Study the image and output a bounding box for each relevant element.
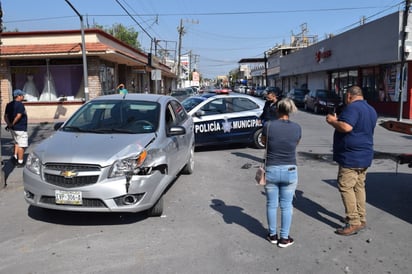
[304,89,342,114]
[287,88,310,107]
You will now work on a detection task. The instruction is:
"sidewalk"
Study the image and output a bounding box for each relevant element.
[1,122,57,190]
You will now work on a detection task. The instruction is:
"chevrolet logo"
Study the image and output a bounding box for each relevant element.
[60,170,78,178]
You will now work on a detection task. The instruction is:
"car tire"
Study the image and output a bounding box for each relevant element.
[147,196,163,217]
[181,146,194,174]
[253,128,265,149]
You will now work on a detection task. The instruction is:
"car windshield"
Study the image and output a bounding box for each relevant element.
[62,100,160,134]
[181,97,207,112]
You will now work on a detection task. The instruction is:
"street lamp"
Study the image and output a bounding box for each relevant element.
[65,0,89,101]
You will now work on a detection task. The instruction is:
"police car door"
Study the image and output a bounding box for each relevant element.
[193,97,260,146]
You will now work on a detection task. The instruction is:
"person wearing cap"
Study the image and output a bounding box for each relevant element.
[4,89,28,168]
[259,89,279,124]
[117,83,128,95]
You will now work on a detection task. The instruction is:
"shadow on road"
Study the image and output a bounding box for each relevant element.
[27,206,148,225]
[323,172,412,224]
[210,198,267,240]
[294,189,342,229]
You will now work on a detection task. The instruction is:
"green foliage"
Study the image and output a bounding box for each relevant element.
[102,23,141,50]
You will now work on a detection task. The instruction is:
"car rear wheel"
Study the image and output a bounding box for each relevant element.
[253,128,265,149]
[181,146,194,174]
[147,196,164,217]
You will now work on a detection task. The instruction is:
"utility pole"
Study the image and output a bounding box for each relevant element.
[177,19,184,88]
[398,0,410,121]
[264,51,268,87]
[65,0,89,101]
[177,18,198,88]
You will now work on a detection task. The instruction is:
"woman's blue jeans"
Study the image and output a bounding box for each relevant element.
[264,165,298,239]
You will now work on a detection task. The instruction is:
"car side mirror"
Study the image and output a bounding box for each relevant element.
[195,110,205,118]
[54,122,64,131]
[167,125,186,137]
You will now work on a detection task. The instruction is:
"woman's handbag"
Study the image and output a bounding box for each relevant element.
[255,122,269,186]
[255,166,266,185]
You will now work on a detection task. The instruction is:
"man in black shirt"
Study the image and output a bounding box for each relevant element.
[260,89,278,124]
[4,89,28,167]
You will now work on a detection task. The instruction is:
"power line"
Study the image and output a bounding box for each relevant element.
[70,6,398,17]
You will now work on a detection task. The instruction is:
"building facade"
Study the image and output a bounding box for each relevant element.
[0,29,177,122]
[277,11,412,119]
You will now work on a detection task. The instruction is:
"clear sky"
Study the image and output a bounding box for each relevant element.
[1,0,404,79]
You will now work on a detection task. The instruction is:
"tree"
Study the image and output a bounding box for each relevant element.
[94,23,141,50]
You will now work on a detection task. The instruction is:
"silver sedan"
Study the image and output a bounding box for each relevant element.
[23,94,195,216]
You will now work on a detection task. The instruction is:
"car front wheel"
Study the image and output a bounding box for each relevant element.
[147,196,164,217]
[253,128,265,149]
[181,146,194,174]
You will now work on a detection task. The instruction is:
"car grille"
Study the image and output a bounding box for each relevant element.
[44,163,101,188]
[40,196,106,208]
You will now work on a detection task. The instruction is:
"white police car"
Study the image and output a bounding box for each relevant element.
[181,93,265,149]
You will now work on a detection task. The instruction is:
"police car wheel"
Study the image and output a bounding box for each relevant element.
[253,128,265,149]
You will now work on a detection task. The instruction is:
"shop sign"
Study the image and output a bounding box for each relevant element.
[315,48,332,64]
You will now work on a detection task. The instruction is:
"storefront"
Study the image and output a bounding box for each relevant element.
[0,29,176,122]
[279,11,412,119]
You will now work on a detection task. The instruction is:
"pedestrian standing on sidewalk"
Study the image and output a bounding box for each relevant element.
[4,89,28,168]
[326,85,377,236]
[262,98,301,248]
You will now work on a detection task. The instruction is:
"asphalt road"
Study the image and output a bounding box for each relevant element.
[0,110,411,274]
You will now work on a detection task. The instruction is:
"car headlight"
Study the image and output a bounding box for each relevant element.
[26,152,41,175]
[319,100,327,105]
[109,150,147,178]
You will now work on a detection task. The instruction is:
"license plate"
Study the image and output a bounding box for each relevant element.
[55,190,82,205]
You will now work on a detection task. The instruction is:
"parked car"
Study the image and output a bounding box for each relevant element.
[170,88,195,101]
[23,94,195,217]
[254,86,266,97]
[286,88,310,107]
[181,93,265,148]
[304,89,342,114]
[237,85,250,94]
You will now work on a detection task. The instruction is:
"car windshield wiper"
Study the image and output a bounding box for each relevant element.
[62,126,87,132]
[91,128,135,134]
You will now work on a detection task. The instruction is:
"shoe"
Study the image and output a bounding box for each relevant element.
[278,236,294,248]
[16,162,25,168]
[10,157,18,164]
[335,223,362,236]
[359,221,367,230]
[267,234,278,244]
[341,217,367,229]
